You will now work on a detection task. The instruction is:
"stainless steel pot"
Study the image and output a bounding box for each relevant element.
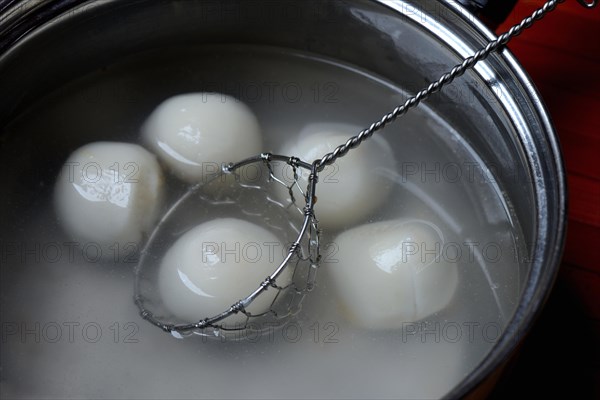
[0,0,567,398]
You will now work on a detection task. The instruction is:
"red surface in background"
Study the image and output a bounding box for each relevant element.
[494,1,600,395]
[498,0,600,314]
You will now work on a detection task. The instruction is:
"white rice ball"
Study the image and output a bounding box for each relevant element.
[325,218,458,329]
[142,93,262,183]
[54,142,164,255]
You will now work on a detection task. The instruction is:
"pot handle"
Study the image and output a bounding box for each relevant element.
[455,0,518,30]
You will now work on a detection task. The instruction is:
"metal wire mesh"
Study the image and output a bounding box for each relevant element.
[134,154,320,339]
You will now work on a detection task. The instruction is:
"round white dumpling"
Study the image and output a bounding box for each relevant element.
[142,93,262,183]
[276,122,395,230]
[54,142,164,253]
[158,218,292,327]
[325,218,458,329]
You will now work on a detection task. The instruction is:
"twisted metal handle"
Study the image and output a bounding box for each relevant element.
[314,0,594,172]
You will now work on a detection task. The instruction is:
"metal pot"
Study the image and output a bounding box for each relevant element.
[0,0,567,398]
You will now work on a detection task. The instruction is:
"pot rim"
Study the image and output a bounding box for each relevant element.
[372,0,566,397]
[0,0,568,398]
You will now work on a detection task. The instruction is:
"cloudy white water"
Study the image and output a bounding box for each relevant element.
[0,45,525,399]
